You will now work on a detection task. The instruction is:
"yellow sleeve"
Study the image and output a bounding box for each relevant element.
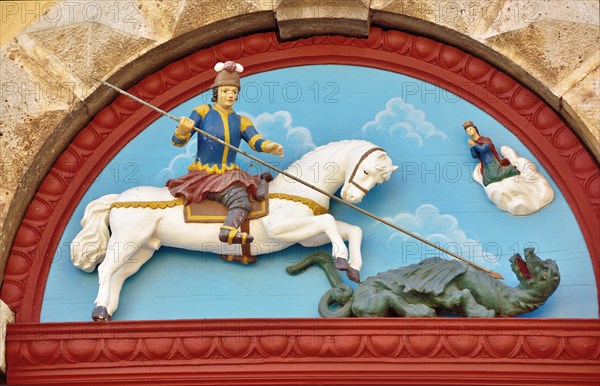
[240,116,254,132]
[193,104,210,118]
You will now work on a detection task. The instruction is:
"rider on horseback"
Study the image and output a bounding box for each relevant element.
[166,61,284,245]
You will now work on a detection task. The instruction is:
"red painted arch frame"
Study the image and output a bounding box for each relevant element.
[2,28,599,384]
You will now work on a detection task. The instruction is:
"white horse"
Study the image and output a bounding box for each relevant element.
[71,140,398,320]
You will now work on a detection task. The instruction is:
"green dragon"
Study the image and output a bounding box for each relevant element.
[286,248,560,317]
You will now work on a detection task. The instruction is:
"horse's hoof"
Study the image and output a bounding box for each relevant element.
[346,267,361,283]
[92,306,111,321]
[334,257,350,271]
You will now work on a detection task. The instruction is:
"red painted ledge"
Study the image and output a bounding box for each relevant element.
[6,318,600,385]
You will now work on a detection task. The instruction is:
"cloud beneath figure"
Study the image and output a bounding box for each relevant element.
[361,97,447,146]
[473,146,554,216]
[240,110,316,164]
[377,204,498,267]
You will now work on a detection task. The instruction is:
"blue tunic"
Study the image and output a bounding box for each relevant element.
[172,104,269,174]
[470,138,520,186]
[470,142,497,166]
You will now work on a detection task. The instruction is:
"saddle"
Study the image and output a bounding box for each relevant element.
[183,199,268,223]
[183,198,269,265]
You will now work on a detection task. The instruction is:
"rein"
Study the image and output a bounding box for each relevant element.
[347,147,385,194]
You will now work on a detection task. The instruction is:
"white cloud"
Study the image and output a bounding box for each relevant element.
[474,146,554,216]
[361,97,447,146]
[239,110,316,163]
[155,139,197,185]
[378,204,499,267]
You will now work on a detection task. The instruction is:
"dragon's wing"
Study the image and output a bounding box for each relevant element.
[401,258,467,295]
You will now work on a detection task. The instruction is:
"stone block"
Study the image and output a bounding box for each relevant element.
[0,40,82,278]
[486,19,600,92]
[136,0,183,40]
[0,109,73,278]
[28,22,155,83]
[173,0,262,37]
[1,42,73,115]
[0,1,58,46]
[22,0,155,40]
[485,0,599,38]
[0,300,15,374]
[561,67,600,159]
[276,0,370,40]
[372,0,471,34]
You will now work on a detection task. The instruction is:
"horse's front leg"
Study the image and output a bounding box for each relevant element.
[263,213,349,261]
[298,221,362,282]
[334,221,362,271]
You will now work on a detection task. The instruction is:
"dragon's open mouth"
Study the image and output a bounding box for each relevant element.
[513,254,532,280]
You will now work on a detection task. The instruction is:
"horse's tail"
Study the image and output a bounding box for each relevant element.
[71,194,119,272]
[286,252,354,317]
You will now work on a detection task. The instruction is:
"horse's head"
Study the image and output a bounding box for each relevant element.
[341,147,398,203]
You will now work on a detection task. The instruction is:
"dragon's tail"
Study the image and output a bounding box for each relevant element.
[286,252,355,317]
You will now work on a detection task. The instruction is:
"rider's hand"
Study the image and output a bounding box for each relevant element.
[176,116,195,137]
[265,142,284,157]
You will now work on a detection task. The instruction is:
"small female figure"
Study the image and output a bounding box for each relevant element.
[464,121,520,186]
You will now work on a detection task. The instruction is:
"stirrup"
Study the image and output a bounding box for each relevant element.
[219,226,253,245]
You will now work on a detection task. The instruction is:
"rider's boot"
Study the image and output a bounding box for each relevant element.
[253,172,273,202]
[219,208,254,245]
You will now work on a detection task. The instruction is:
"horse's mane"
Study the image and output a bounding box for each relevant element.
[271,140,394,192]
[294,139,377,164]
[291,140,395,180]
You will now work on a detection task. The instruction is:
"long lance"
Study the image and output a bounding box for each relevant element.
[96,78,504,280]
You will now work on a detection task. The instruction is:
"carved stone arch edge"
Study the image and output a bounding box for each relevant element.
[1,28,599,384]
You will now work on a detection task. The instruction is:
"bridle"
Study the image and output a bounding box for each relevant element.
[346,147,386,195]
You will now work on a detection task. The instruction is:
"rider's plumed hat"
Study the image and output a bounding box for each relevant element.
[211,61,244,90]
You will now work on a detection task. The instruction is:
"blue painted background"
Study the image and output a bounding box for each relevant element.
[42,65,597,321]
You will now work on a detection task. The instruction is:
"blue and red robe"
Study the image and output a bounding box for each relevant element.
[470,136,520,186]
